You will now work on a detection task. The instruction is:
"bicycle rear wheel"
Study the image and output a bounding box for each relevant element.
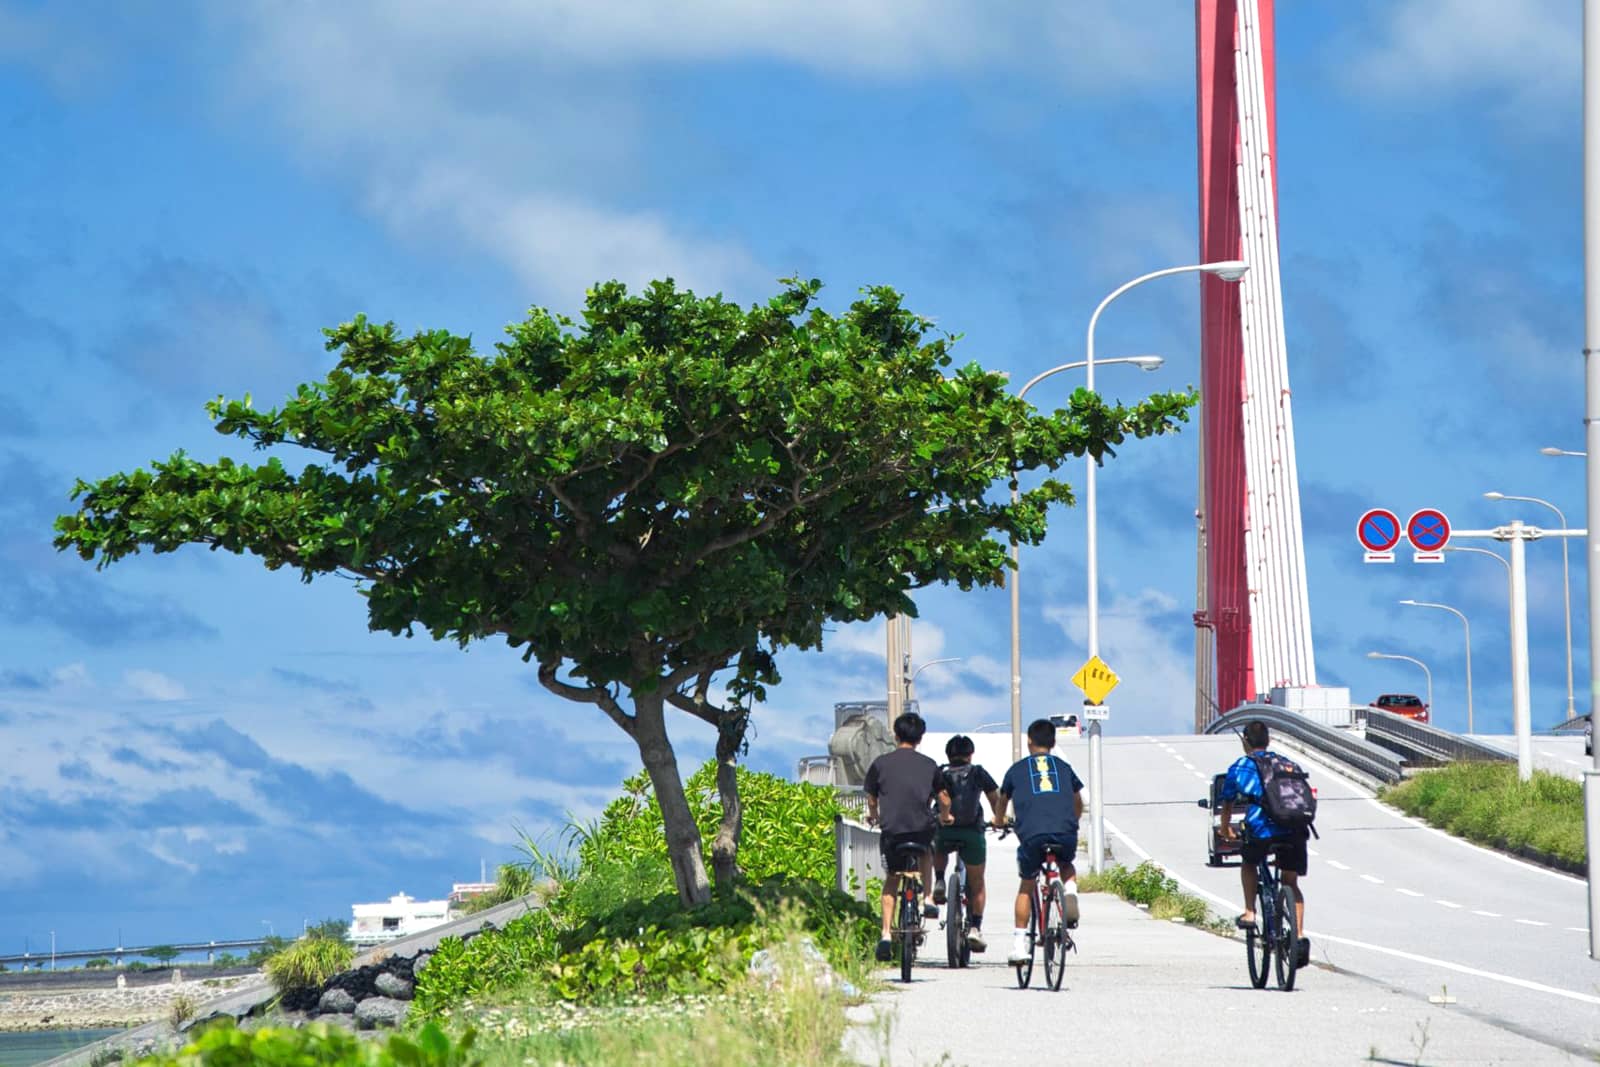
[899,890,917,983]
[1043,883,1067,991]
[1273,884,1299,991]
[1246,884,1271,989]
[945,873,964,969]
[1015,892,1037,989]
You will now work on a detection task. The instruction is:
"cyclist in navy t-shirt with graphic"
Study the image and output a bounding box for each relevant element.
[1218,720,1310,966]
[991,718,1084,965]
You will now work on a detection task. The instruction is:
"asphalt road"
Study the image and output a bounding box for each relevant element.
[1469,734,1592,781]
[858,729,1600,1063]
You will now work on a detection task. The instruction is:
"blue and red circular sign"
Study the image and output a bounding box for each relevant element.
[1406,509,1451,552]
[1356,509,1402,553]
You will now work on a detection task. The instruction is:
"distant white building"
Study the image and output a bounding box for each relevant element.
[449,882,497,907]
[349,893,451,944]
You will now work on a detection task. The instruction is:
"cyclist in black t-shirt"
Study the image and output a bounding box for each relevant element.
[864,712,951,963]
[930,734,1001,951]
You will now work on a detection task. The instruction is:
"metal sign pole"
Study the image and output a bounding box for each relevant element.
[1508,524,1534,782]
[1583,0,1600,963]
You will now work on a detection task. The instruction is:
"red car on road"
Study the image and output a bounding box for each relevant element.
[1370,693,1429,724]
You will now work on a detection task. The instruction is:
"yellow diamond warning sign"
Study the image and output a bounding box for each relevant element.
[1071,655,1120,706]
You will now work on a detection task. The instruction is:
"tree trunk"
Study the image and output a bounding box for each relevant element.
[632,693,713,907]
[710,708,748,891]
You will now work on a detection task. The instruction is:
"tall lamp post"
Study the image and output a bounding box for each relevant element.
[1008,354,1165,764]
[1367,651,1433,713]
[1486,491,1577,721]
[1082,259,1248,874]
[1397,600,1473,733]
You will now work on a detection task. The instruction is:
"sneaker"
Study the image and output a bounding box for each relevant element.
[1008,935,1030,964]
[923,903,940,919]
[1296,938,1311,967]
[932,883,947,906]
[1063,890,1080,929]
[966,927,987,952]
[875,939,893,963]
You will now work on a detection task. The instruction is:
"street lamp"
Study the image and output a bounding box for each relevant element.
[1081,260,1248,874]
[1541,447,1586,457]
[1398,600,1473,733]
[1485,491,1577,721]
[907,657,962,705]
[1367,651,1433,713]
[1008,354,1165,764]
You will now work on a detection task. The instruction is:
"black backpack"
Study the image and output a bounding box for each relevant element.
[941,764,987,827]
[1249,752,1317,833]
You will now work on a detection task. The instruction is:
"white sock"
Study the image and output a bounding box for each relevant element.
[1064,878,1078,894]
[1013,927,1029,939]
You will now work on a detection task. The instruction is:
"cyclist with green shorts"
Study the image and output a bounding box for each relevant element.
[930,734,1002,952]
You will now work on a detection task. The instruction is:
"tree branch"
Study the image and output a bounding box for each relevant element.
[538,659,636,734]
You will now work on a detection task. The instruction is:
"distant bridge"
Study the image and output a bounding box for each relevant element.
[0,938,271,967]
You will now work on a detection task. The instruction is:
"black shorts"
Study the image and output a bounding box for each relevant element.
[880,829,935,873]
[1241,832,1309,877]
[1016,833,1078,880]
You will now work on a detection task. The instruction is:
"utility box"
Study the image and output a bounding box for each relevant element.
[1268,685,1355,727]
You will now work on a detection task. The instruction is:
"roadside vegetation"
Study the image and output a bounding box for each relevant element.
[1080,861,1229,933]
[1381,762,1585,867]
[124,763,875,1067]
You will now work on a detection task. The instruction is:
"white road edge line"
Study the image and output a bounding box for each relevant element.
[1101,815,1600,1008]
[1275,745,1585,887]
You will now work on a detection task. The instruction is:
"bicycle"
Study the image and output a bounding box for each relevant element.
[1240,836,1300,991]
[889,841,931,983]
[997,826,1075,991]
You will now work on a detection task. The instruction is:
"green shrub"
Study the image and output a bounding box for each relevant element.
[1383,763,1585,866]
[126,1019,474,1067]
[84,957,112,970]
[411,911,562,1019]
[264,936,355,993]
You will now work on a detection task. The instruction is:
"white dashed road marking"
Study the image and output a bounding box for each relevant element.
[1472,910,1501,918]
[1326,860,1350,871]
[1516,919,1549,927]
[1396,889,1424,898]
[1360,874,1384,885]
[1436,900,1462,909]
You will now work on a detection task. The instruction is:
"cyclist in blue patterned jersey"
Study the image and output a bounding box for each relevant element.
[991,718,1083,964]
[1217,720,1310,966]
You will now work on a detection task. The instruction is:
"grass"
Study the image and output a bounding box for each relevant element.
[1381,762,1585,867]
[440,931,869,1067]
[1079,861,1229,933]
[263,936,355,994]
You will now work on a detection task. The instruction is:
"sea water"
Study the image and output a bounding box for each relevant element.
[0,1029,125,1067]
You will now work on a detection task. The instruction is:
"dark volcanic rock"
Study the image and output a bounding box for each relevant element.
[373,973,413,1000]
[318,988,358,1014]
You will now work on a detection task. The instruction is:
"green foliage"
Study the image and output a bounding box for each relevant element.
[53,279,1195,905]
[125,961,150,972]
[264,936,355,993]
[580,762,843,885]
[1080,862,1223,930]
[1383,763,1585,865]
[411,911,562,1019]
[84,957,112,970]
[127,1019,475,1067]
[458,861,540,915]
[248,935,292,966]
[211,953,241,968]
[143,945,180,964]
[305,918,351,942]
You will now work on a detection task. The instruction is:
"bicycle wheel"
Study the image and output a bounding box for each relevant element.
[1246,883,1271,989]
[1043,883,1067,991]
[1273,884,1300,991]
[945,873,964,969]
[899,887,917,983]
[1015,890,1037,989]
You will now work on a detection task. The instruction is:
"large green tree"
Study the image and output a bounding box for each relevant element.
[56,278,1193,906]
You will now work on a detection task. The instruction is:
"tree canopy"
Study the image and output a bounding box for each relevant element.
[56,277,1195,904]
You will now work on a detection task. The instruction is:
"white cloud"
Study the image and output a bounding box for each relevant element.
[51,662,91,688]
[1042,587,1195,734]
[1345,0,1577,114]
[825,617,947,662]
[123,669,187,702]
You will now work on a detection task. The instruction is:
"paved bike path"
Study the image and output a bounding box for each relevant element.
[846,892,1585,1065]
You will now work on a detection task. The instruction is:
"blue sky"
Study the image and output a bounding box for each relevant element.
[0,0,1588,951]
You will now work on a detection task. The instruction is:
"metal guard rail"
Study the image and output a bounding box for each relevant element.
[1364,709,1514,764]
[1205,704,1406,785]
